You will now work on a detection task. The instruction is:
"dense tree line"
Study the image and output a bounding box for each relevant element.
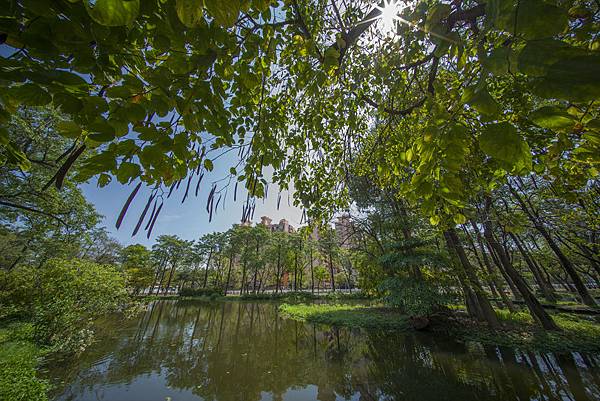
[142,222,354,296]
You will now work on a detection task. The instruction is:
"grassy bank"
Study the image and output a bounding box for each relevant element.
[0,323,49,401]
[455,309,600,353]
[279,303,409,329]
[278,303,600,352]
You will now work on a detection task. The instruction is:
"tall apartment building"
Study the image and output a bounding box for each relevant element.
[259,216,296,233]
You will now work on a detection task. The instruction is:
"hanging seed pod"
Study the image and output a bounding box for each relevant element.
[44,144,87,190]
[195,172,204,197]
[182,175,192,203]
[146,202,163,238]
[116,182,142,229]
[144,198,158,231]
[167,182,176,198]
[132,193,156,236]
[206,184,216,213]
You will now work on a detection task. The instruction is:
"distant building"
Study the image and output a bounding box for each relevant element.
[260,216,296,233]
[334,214,355,249]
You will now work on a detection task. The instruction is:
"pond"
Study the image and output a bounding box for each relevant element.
[45,300,600,401]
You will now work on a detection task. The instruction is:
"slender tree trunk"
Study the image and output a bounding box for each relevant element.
[223,255,233,296]
[444,228,500,329]
[310,244,315,293]
[203,247,213,288]
[275,243,281,294]
[163,258,178,295]
[240,259,247,294]
[469,221,516,311]
[328,249,336,292]
[510,232,556,302]
[510,185,596,307]
[482,217,559,331]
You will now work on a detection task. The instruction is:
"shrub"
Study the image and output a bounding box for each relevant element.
[1,258,128,353]
[379,277,449,317]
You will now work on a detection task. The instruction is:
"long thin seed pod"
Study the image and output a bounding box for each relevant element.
[182,175,192,203]
[206,184,216,213]
[277,193,281,210]
[44,144,87,190]
[55,140,77,163]
[132,193,155,236]
[167,182,176,198]
[175,179,182,190]
[116,182,142,229]
[195,173,204,197]
[146,202,163,238]
[215,194,222,210]
[144,199,158,231]
[234,181,238,202]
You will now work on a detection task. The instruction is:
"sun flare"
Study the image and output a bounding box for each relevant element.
[376,0,405,36]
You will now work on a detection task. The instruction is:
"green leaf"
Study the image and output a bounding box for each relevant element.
[175,0,204,28]
[532,55,600,102]
[116,162,141,184]
[462,86,500,116]
[9,83,51,106]
[517,0,568,39]
[88,132,116,142]
[453,213,466,225]
[482,47,515,76]
[487,0,568,39]
[529,106,576,130]
[98,173,112,187]
[53,92,84,113]
[57,121,82,138]
[429,215,440,226]
[85,0,140,27]
[205,0,239,27]
[479,122,532,172]
[203,158,213,171]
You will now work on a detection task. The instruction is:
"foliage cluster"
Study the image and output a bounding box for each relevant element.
[379,277,450,318]
[1,258,128,353]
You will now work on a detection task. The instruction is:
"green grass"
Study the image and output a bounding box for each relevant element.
[454,308,600,352]
[0,322,50,401]
[279,303,410,329]
[279,302,600,352]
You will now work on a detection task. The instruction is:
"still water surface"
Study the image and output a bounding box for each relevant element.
[46,300,600,401]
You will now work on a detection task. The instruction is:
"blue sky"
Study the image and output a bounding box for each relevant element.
[82,168,302,247]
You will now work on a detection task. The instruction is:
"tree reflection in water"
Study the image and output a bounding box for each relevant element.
[46,300,600,401]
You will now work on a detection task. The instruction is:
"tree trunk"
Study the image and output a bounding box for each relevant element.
[482,219,559,331]
[510,232,556,302]
[223,255,233,296]
[310,244,315,293]
[444,228,500,329]
[328,250,336,292]
[510,185,596,307]
[203,247,213,288]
